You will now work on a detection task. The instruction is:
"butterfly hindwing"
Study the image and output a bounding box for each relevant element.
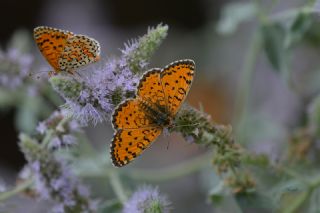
[111,127,162,167]
[58,35,101,71]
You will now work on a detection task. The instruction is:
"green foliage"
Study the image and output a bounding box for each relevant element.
[3,1,320,212]
[216,2,258,35]
[261,22,287,72]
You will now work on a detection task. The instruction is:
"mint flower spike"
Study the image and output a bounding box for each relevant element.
[19,134,97,213]
[123,185,171,213]
[121,23,169,75]
[50,24,168,126]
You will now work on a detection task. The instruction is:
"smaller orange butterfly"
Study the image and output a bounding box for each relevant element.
[110,59,195,167]
[33,26,100,76]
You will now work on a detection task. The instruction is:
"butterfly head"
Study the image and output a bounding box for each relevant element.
[154,111,173,127]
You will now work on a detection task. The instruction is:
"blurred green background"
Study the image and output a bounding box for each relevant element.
[1,0,318,212]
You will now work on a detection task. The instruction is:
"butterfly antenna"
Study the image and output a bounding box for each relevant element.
[163,128,170,150]
[28,70,50,80]
[74,70,83,78]
[171,122,200,131]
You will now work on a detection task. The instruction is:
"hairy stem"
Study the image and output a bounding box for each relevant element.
[0,178,33,201]
[234,32,262,144]
[128,152,212,182]
[78,152,211,182]
[108,172,128,204]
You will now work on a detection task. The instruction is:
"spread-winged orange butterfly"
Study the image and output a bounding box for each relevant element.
[111,59,195,167]
[33,26,100,76]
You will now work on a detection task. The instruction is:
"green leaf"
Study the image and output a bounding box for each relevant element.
[0,90,18,108]
[209,180,227,204]
[285,13,312,48]
[15,95,51,133]
[98,199,122,213]
[304,20,320,46]
[270,179,308,212]
[308,94,320,137]
[309,188,320,213]
[261,22,287,72]
[235,192,274,211]
[216,2,258,35]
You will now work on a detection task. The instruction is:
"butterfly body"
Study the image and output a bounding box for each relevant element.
[33,26,100,75]
[111,59,195,167]
[139,99,172,127]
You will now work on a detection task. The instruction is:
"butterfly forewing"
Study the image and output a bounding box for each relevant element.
[137,68,167,109]
[34,26,73,72]
[161,60,195,116]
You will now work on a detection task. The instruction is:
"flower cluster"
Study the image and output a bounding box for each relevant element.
[36,109,81,149]
[19,134,97,213]
[51,24,168,126]
[123,185,171,213]
[0,48,33,89]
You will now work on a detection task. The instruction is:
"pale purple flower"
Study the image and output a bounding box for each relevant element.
[36,122,47,134]
[0,48,33,89]
[18,165,32,180]
[51,204,64,213]
[28,156,96,212]
[31,161,50,199]
[123,185,171,213]
[36,110,82,149]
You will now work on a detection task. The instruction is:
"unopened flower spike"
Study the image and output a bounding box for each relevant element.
[173,104,232,146]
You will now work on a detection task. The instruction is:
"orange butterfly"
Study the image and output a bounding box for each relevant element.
[110,59,195,167]
[33,26,100,76]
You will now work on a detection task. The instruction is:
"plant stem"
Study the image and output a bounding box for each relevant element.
[270,6,315,22]
[0,178,33,201]
[234,31,262,144]
[41,129,54,148]
[128,152,212,182]
[78,152,211,182]
[108,172,128,204]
